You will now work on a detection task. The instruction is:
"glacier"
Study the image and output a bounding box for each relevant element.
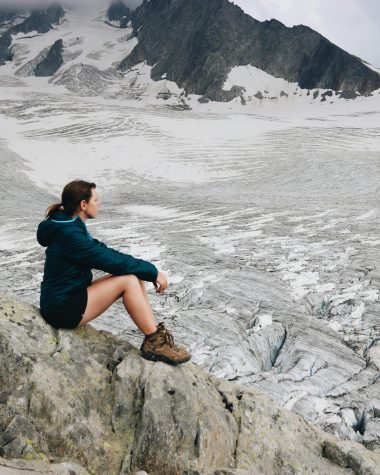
[0,1,379,452]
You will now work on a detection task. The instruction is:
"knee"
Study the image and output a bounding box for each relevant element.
[121,274,140,289]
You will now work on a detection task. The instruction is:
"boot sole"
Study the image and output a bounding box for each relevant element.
[141,350,191,366]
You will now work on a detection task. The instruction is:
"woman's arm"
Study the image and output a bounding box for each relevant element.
[154,271,168,294]
[60,227,158,282]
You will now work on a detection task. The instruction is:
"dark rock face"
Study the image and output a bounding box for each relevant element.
[107,1,131,28]
[0,4,65,66]
[119,0,380,101]
[14,4,65,35]
[35,39,63,77]
[0,9,20,26]
[0,33,12,65]
[4,4,65,38]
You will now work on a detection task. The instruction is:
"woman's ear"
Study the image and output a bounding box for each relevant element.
[80,199,87,211]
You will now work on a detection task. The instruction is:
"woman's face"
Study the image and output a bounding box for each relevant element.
[82,188,100,219]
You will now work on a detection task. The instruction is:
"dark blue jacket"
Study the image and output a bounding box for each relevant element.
[37,210,158,316]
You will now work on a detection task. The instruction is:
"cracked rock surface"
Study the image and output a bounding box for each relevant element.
[1,293,380,475]
[0,455,90,474]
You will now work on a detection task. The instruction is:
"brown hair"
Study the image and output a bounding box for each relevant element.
[45,180,96,218]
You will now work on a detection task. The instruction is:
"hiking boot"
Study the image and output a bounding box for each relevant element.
[140,322,191,366]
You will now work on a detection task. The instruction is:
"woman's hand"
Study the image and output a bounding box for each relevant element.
[154,271,168,294]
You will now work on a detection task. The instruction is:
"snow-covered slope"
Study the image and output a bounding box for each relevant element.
[2,7,131,76]
[0,2,379,111]
[0,5,187,105]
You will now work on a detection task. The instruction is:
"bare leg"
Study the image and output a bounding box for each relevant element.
[79,274,157,335]
[92,274,113,284]
[139,279,151,306]
[93,275,148,301]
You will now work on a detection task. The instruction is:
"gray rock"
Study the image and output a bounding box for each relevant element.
[0,292,379,475]
[107,1,131,28]
[362,419,380,452]
[0,455,91,474]
[0,9,20,26]
[35,39,64,77]
[0,414,48,459]
[367,341,380,371]
[322,439,380,475]
[0,31,12,65]
[14,5,64,36]
[16,39,64,78]
[0,5,65,66]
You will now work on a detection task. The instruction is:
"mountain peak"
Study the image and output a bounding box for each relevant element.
[118,0,380,101]
[0,0,379,107]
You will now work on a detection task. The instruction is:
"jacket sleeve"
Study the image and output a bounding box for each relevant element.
[60,227,158,282]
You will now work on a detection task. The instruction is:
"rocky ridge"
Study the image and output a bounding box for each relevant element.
[0,4,65,68]
[107,1,132,28]
[0,1,379,106]
[116,0,380,101]
[0,293,380,475]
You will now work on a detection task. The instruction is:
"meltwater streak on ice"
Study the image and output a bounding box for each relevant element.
[0,86,380,444]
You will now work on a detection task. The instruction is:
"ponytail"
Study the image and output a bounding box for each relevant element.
[45,202,63,218]
[45,180,96,218]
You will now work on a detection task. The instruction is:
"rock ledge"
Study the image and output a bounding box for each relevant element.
[0,293,379,475]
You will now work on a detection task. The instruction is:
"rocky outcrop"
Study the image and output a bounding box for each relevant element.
[1,293,380,475]
[11,4,64,35]
[107,1,132,28]
[35,39,64,77]
[118,0,380,100]
[0,30,12,65]
[0,455,90,474]
[0,4,65,66]
[0,9,20,27]
[15,39,64,77]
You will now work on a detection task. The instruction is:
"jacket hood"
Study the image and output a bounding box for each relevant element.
[37,210,82,247]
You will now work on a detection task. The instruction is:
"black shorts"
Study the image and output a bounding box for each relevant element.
[41,287,88,330]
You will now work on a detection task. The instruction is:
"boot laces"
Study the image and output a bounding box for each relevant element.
[158,324,178,349]
[163,328,177,349]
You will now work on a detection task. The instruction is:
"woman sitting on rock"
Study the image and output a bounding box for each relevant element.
[37,179,190,366]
